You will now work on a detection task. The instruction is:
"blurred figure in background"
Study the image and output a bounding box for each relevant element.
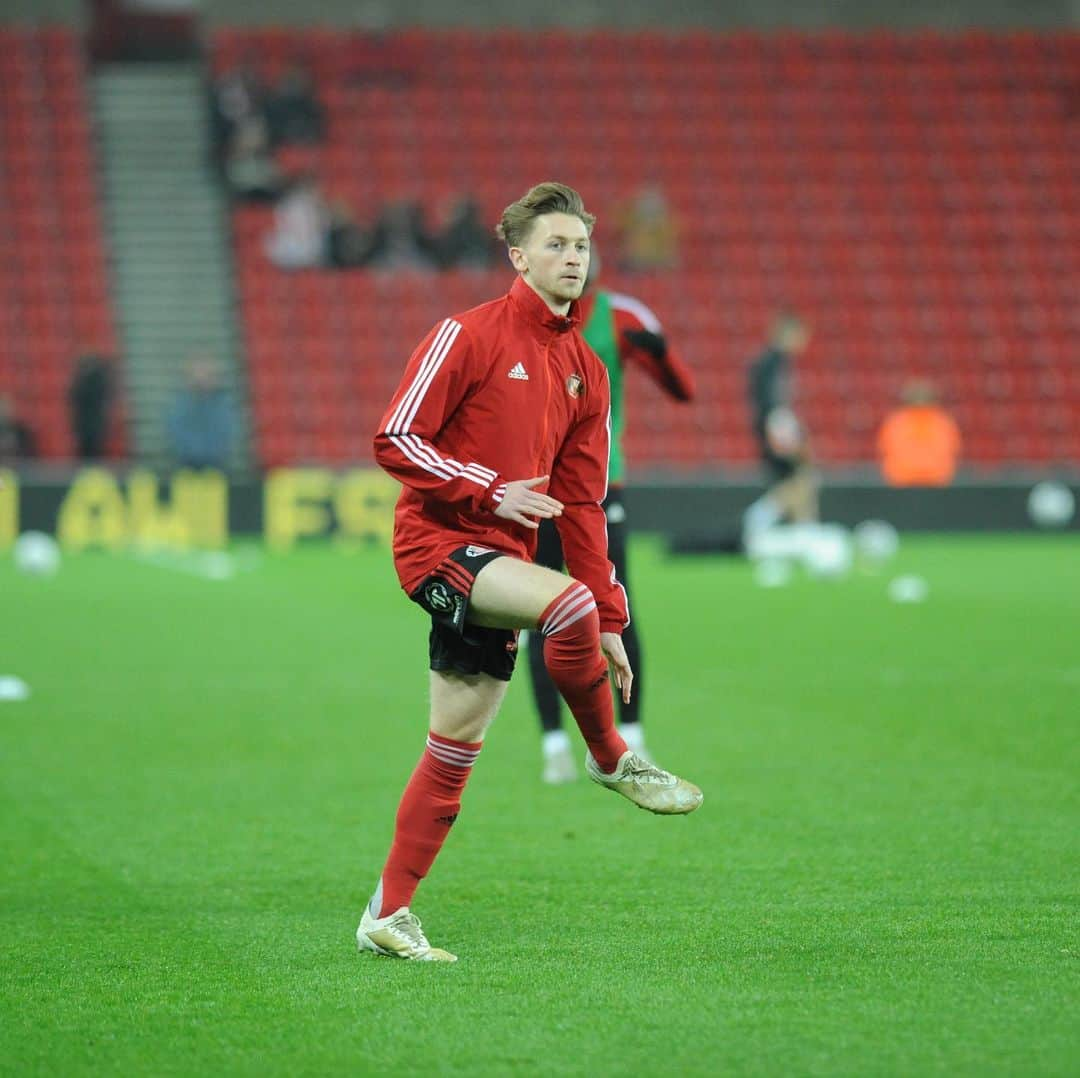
[367,200,438,271]
[878,379,961,486]
[0,396,35,462]
[616,186,679,272]
[430,197,496,270]
[264,173,328,268]
[528,252,696,783]
[223,116,283,202]
[68,354,114,460]
[267,63,326,145]
[326,198,379,269]
[166,355,234,471]
[208,60,267,162]
[743,313,818,545]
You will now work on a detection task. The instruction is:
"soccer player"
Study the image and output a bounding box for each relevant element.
[743,312,818,544]
[527,268,696,783]
[359,182,702,962]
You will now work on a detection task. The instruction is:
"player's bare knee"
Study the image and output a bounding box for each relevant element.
[428,670,506,742]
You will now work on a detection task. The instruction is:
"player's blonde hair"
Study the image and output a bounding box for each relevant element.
[496,182,596,247]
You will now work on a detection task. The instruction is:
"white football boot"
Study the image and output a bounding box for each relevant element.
[357,906,457,962]
[586,750,703,815]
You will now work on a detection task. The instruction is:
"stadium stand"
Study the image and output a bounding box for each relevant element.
[215,29,1078,471]
[0,28,121,459]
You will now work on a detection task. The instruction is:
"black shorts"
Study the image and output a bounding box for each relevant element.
[761,448,800,483]
[409,545,519,682]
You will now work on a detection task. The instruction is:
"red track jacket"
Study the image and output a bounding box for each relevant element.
[374,276,629,633]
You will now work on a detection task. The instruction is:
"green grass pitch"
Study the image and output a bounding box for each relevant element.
[1,535,1077,1076]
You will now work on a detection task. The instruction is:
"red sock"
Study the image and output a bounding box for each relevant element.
[539,582,627,773]
[373,732,481,918]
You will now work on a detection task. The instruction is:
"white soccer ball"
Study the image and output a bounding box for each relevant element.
[888,574,929,604]
[803,525,854,580]
[1027,481,1075,529]
[754,557,793,588]
[13,531,61,577]
[853,519,900,567]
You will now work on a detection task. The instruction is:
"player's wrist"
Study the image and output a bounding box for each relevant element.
[479,475,509,514]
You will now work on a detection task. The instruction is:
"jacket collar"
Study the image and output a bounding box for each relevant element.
[509,275,582,334]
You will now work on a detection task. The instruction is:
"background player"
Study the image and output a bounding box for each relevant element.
[527,263,695,783]
[743,312,818,546]
[360,182,702,963]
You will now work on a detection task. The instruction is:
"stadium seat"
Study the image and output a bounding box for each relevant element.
[0,28,122,459]
[214,28,1078,470]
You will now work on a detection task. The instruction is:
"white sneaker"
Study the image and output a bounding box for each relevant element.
[586,750,703,815]
[356,906,457,962]
[541,729,577,784]
[619,722,651,762]
[542,743,578,784]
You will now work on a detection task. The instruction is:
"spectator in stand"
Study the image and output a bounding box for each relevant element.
[367,201,438,271]
[0,396,35,462]
[327,198,379,269]
[166,355,235,472]
[224,116,283,202]
[264,173,328,269]
[616,186,679,272]
[430,197,496,270]
[209,61,268,162]
[69,354,114,460]
[878,379,961,486]
[267,63,326,145]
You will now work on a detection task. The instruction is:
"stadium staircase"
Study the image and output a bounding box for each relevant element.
[93,62,250,469]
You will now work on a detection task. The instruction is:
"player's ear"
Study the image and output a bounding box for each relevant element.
[508,246,528,273]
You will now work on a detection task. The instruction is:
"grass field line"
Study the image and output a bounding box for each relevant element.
[125,547,263,582]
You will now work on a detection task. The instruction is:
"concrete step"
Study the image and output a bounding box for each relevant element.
[95,60,250,469]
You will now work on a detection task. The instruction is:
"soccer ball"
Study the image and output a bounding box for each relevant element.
[853,519,900,567]
[13,531,61,577]
[803,525,853,579]
[888,574,929,604]
[1027,481,1075,529]
[754,557,793,588]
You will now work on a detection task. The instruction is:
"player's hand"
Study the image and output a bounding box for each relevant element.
[493,475,564,530]
[622,327,668,360]
[600,631,633,705]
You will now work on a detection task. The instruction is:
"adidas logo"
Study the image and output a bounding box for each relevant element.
[508,362,529,380]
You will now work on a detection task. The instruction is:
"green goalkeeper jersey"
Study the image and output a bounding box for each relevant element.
[581,290,626,485]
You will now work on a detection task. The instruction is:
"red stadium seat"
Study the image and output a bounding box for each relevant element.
[0,28,122,460]
[212,27,1079,468]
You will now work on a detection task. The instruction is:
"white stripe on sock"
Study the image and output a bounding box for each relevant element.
[426,736,480,768]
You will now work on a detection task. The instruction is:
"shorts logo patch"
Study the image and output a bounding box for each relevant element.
[424,581,455,613]
[566,373,584,398]
[465,545,494,557]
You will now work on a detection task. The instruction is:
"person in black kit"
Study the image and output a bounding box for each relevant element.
[743,312,818,539]
[68,354,114,460]
[0,396,35,462]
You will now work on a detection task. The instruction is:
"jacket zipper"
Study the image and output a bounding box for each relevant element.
[538,335,553,475]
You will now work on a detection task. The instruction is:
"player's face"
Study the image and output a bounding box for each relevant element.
[510,213,591,315]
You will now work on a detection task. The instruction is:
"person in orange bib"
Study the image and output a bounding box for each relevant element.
[877,380,961,487]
